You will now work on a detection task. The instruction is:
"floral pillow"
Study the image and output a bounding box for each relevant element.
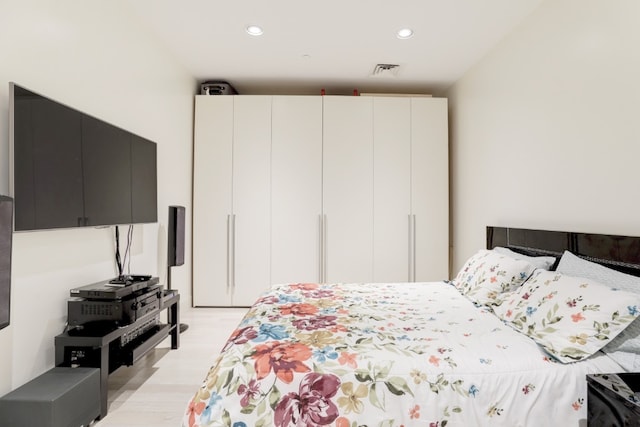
[493,269,640,363]
[493,246,556,270]
[451,249,536,305]
[556,250,640,370]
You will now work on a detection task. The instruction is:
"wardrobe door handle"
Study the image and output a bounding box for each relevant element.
[411,214,417,282]
[227,214,236,294]
[323,214,327,283]
[319,214,323,283]
[226,215,232,293]
[408,214,413,282]
[231,214,236,293]
[408,214,416,282]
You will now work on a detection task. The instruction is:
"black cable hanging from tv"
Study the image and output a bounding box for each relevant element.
[124,225,133,276]
[114,225,134,282]
[115,226,123,279]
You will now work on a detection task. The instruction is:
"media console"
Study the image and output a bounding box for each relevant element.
[54,279,180,419]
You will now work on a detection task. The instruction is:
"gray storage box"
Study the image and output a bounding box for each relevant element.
[0,367,100,427]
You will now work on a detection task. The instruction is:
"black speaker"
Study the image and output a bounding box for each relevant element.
[0,196,13,331]
[168,205,185,267]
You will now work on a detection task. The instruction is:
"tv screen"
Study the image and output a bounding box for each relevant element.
[0,196,12,330]
[9,83,157,231]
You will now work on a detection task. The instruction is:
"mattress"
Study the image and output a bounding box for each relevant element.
[182,281,622,426]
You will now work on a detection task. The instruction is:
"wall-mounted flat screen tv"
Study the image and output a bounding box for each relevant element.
[0,196,12,330]
[8,83,157,231]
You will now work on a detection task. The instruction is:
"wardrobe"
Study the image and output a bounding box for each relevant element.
[192,95,448,307]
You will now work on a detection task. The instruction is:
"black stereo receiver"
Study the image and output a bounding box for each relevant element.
[67,284,162,328]
[70,277,159,300]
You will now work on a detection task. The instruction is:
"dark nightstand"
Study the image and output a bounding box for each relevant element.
[587,373,640,426]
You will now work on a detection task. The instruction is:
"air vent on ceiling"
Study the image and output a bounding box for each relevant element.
[371,63,400,77]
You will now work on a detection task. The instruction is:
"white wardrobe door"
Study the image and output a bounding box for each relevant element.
[323,96,374,283]
[193,96,233,306]
[373,97,411,282]
[271,96,323,285]
[232,96,272,306]
[412,97,449,281]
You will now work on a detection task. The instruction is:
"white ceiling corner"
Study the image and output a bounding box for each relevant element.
[122,0,544,95]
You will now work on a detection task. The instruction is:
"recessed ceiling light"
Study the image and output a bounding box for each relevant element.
[396,28,414,39]
[246,25,264,36]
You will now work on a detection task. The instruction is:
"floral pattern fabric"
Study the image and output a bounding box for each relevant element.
[493,269,640,363]
[182,281,623,427]
[452,249,536,305]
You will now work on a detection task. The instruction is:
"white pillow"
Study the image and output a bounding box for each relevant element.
[452,249,536,306]
[493,269,640,363]
[605,349,640,371]
[556,250,640,294]
[493,246,556,270]
[556,250,640,370]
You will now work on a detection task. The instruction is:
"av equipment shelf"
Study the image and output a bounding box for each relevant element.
[55,286,180,419]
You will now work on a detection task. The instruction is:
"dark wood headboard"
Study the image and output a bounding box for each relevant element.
[486,226,640,276]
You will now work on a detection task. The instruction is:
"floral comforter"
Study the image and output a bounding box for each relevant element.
[182,282,622,427]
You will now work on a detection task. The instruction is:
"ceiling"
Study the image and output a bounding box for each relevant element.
[123,0,544,96]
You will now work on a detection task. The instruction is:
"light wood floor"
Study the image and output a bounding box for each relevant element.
[93,307,248,427]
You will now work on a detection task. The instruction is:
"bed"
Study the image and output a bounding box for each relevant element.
[182,227,640,427]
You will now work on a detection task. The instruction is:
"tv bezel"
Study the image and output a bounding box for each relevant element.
[0,195,12,330]
[8,82,158,232]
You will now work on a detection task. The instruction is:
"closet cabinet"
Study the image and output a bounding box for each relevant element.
[372,97,449,282]
[322,96,449,283]
[372,97,412,283]
[411,98,449,281]
[193,96,231,306]
[232,97,272,306]
[193,96,322,306]
[193,95,448,307]
[322,97,374,283]
[271,97,323,285]
[192,96,272,306]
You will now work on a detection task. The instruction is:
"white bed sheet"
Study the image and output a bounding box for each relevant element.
[182,281,623,426]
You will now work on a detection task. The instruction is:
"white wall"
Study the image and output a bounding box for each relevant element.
[446,0,640,274]
[0,0,196,394]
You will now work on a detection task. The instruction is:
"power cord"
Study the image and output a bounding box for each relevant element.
[124,225,133,276]
[114,225,134,280]
[115,226,123,278]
